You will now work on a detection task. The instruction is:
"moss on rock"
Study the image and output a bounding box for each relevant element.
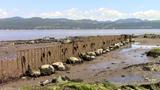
[147,48,160,58]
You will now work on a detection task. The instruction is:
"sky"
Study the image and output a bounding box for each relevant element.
[0,0,160,21]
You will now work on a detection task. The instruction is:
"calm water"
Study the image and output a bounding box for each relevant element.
[0,29,160,41]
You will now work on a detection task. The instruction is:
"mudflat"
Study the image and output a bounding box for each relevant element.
[0,37,160,90]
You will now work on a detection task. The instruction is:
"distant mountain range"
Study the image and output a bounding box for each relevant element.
[0,17,160,29]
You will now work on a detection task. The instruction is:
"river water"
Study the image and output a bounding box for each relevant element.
[0,29,160,41]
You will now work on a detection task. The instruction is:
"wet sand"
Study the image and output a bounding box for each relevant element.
[0,38,160,90]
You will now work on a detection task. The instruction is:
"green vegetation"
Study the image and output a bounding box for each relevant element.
[1,17,160,29]
[21,81,160,90]
[150,48,160,53]
[21,82,117,90]
[120,84,160,90]
[147,48,160,57]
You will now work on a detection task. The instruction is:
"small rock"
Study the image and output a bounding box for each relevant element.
[40,79,52,86]
[56,76,69,83]
[31,70,41,77]
[21,76,27,80]
[62,39,72,44]
[86,52,96,56]
[90,56,96,59]
[66,57,83,64]
[66,71,70,73]
[121,75,125,78]
[95,49,103,56]
[121,61,126,64]
[106,67,110,69]
[111,62,116,64]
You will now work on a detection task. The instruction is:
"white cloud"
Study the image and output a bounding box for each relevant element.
[39,8,128,21]
[0,9,9,18]
[133,10,160,20]
[41,11,63,17]
[1,8,160,21]
[39,8,160,21]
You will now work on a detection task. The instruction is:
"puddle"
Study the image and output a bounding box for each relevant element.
[119,42,160,65]
[107,74,144,85]
[108,72,160,85]
[148,72,160,79]
[89,42,157,71]
[121,43,160,52]
[89,42,160,84]
[89,60,124,70]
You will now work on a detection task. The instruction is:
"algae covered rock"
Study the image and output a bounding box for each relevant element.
[147,48,160,58]
[86,52,96,56]
[95,49,103,56]
[54,76,69,83]
[120,82,160,90]
[143,64,160,72]
[66,57,83,64]
[31,70,41,77]
[62,39,72,44]
[25,67,41,77]
[80,53,96,61]
[52,62,66,71]
[105,48,110,52]
[90,55,96,59]
[114,43,121,48]
[40,64,55,76]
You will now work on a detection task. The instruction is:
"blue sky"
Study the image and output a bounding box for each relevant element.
[0,0,160,20]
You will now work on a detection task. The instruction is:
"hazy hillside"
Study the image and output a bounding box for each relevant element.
[0,17,160,29]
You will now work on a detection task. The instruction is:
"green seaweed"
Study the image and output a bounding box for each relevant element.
[150,48,160,53]
[21,82,117,90]
[21,81,160,90]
